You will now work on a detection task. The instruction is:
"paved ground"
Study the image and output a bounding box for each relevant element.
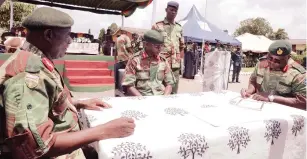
[72,73,251,99]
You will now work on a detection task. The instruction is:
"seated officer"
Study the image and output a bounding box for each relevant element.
[241,40,306,110]
[0,7,135,159]
[122,30,175,96]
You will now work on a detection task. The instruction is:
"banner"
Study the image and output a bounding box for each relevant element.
[66,43,99,55]
[202,50,231,92]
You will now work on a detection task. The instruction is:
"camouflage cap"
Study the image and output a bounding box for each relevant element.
[22,7,74,29]
[268,40,292,56]
[167,1,179,9]
[143,30,164,44]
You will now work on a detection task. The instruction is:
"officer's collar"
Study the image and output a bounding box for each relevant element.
[164,18,175,25]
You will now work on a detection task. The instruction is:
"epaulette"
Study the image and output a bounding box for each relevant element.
[25,54,43,73]
[156,20,164,24]
[175,21,181,26]
[291,62,306,74]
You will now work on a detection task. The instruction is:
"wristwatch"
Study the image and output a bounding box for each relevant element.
[268,95,275,102]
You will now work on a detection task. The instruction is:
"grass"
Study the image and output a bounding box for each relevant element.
[242,67,255,72]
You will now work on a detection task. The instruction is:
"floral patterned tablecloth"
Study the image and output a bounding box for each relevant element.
[78,91,306,159]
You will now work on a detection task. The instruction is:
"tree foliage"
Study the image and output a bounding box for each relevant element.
[108,23,118,34]
[234,17,289,40]
[0,1,35,30]
[269,28,289,40]
[98,28,105,41]
[233,17,273,37]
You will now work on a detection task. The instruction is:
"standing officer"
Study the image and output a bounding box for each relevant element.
[241,40,306,110]
[231,47,243,83]
[152,1,185,94]
[122,30,175,96]
[0,7,135,159]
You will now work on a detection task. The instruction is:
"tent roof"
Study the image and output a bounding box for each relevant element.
[179,5,241,45]
[15,0,153,17]
[236,33,274,53]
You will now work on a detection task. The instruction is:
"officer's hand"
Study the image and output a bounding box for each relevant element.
[99,117,135,140]
[251,92,269,102]
[76,98,112,111]
[240,88,252,98]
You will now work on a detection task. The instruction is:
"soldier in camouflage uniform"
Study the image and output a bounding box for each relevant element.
[241,40,306,110]
[0,7,135,159]
[152,1,185,94]
[122,30,175,96]
[115,30,133,90]
[131,33,144,54]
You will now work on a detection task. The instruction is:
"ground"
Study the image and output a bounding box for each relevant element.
[71,73,251,99]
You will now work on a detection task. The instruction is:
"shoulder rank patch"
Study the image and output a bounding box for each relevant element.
[25,73,40,89]
[42,57,54,72]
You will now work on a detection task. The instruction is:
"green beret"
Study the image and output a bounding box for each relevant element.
[144,30,164,44]
[167,1,179,9]
[22,7,74,29]
[268,40,292,56]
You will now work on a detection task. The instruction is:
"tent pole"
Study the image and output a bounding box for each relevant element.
[9,0,14,30]
[201,0,208,78]
[121,15,124,28]
[151,0,157,26]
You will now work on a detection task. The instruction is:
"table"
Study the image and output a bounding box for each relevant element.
[79,91,306,159]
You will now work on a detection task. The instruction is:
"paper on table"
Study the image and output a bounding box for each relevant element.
[229,96,266,111]
[189,105,267,127]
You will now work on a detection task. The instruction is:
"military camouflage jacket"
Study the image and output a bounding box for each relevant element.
[122,51,175,96]
[131,37,143,53]
[250,58,306,99]
[116,34,132,62]
[152,18,185,68]
[0,41,85,159]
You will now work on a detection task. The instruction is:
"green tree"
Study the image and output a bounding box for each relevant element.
[0,1,35,30]
[233,17,273,37]
[269,28,289,40]
[108,23,118,34]
[98,28,105,41]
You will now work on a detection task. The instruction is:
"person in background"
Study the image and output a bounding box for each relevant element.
[302,56,306,69]
[231,47,243,83]
[152,1,185,94]
[122,30,175,96]
[114,30,133,91]
[103,29,114,56]
[241,40,306,110]
[131,33,143,53]
[0,7,135,159]
[183,40,196,79]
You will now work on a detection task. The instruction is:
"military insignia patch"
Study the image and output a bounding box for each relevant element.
[25,73,39,89]
[277,48,283,55]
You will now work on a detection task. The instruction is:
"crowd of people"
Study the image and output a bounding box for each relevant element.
[0,1,305,159]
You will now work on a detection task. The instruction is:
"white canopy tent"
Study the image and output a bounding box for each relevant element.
[236,33,274,53]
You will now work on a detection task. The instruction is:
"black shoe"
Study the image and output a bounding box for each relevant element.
[236,81,240,83]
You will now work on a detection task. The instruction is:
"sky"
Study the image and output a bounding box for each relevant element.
[47,0,306,39]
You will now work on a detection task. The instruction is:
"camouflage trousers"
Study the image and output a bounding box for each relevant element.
[171,68,180,94]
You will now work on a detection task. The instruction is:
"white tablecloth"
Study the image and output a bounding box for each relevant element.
[79,91,306,159]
